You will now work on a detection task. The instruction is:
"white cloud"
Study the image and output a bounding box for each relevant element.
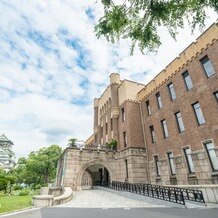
[0,0,217,158]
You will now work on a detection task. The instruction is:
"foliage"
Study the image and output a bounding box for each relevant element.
[0,177,7,193]
[0,170,17,194]
[13,184,23,190]
[106,139,117,151]
[10,145,62,188]
[34,184,41,190]
[68,138,77,147]
[95,0,218,54]
[18,189,31,196]
[0,195,32,213]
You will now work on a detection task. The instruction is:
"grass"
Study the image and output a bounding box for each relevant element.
[0,195,33,213]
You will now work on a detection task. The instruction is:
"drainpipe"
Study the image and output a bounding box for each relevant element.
[139,101,150,183]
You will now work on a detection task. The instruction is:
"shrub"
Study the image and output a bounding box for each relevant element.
[106,140,117,151]
[18,189,31,196]
[33,184,41,190]
[13,184,23,190]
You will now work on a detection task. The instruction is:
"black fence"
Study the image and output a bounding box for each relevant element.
[101,181,205,205]
[172,187,205,203]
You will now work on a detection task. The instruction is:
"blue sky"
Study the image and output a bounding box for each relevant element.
[0,0,217,158]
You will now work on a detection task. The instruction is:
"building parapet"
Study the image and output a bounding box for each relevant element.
[84,134,95,146]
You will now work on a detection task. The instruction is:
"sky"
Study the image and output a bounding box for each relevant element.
[0,0,217,159]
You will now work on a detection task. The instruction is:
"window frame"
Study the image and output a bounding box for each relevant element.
[101,126,103,139]
[146,100,151,116]
[192,102,206,126]
[121,107,125,122]
[149,125,156,143]
[167,82,176,100]
[123,131,127,148]
[183,147,195,174]
[125,159,128,179]
[200,55,216,78]
[182,70,193,91]
[161,119,169,138]
[175,111,185,133]
[154,155,160,177]
[203,140,218,172]
[214,91,218,102]
[111,118,113,131]
[167,152,176,175]
[156,92,163,109]
[106,122,108,135]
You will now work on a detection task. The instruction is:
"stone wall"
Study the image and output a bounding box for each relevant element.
[56,147,147,190]
[149,148,218,186]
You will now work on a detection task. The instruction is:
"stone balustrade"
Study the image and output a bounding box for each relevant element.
[32,186,73,207]
[53,187,73,205]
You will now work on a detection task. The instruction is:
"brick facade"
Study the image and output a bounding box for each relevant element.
[57,23,218,189]
[140,25,218,185]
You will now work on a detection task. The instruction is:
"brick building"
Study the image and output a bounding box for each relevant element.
[138,22,218,185]
[57,23,218,190]
[56,75,148,190]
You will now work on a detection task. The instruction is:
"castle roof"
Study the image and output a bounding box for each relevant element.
[0,134,13,145]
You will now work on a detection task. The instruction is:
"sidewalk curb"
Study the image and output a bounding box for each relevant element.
[0,207,38,217]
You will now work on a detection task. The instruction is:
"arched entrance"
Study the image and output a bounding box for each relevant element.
[77,158,116,190]
[81,164,110,189]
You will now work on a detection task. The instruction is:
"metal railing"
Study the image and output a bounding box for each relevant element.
[172,187,205,203]
[101,181,205,205]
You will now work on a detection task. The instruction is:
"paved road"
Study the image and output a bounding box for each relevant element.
[2,207,218,218]
[1,188,217,218]
[55,188,168,208]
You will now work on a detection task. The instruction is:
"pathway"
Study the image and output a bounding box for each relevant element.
[55,187,182,208]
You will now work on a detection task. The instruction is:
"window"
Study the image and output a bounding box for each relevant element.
[111,118,113,131]
[183,148,195,173]
[101,127,103,139]
[125,159,128,179]
[201,55,215,77]
[149,125,156,143]
[167,152,176,175]
[204,141,218,172]
[192,102,205,125]
[175,112,185,133]
[182,71,193,91]
[121,108,125,122]
[168,83,176,100]
[154,156,160,176]
[123,131,127,147]
[94,134,98,143]
[146,100,151,115]
[106,123,108,134]
[156,92,163,109]
[161,119,169,138]
[214,91,218,102]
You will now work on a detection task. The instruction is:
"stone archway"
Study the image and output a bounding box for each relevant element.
[77,158,116,190]
[81,170,93,190]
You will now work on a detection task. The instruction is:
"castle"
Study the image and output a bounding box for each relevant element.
[0,134,15,171]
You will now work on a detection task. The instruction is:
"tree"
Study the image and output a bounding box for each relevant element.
[11,145,62,188]
[5,175,17,194]
[68,138,77,147]
[0,169,17,193]
[95,0,218,54]
[0,169,7,193]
